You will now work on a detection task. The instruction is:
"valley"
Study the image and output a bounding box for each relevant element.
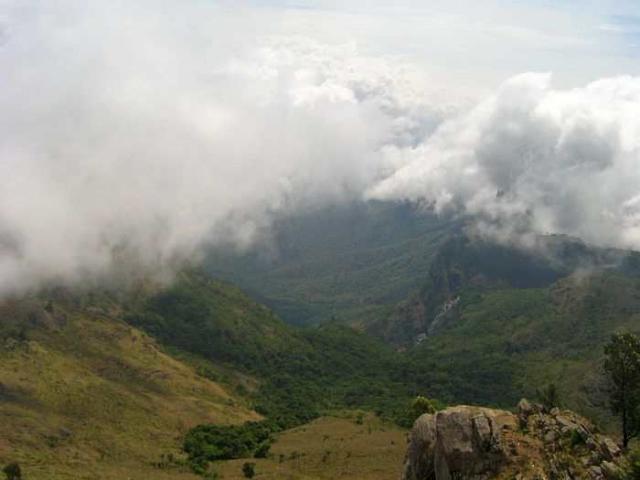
[3,215,640,478]
[205,201,458,327]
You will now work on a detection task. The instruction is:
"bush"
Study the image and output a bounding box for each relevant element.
[184,421,273,471]
[569,429,585,447]
[2,463,21,480]
[396,395,440,428]
[254,441,271,458]
[242,462,255,479]
[624,447,640,479]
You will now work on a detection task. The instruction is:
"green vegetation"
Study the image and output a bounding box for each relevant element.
[242,462,255,478]
[402,396,438,427]
[0,271,443,478]
[184,422,273,473]
[5,230,640,478]
[0,291,257,480]
[213,414,407,480]
[624,447,640,479]
[356,235,640,429]
[2,463,21,480]
[124,272,438,430]
[205,201,456,326]
[120,272,455,474]
[203,226,640,435]
[124,258,640,449]
[604,333,640,448]
[401,271,640,424]
[537,383,561,410]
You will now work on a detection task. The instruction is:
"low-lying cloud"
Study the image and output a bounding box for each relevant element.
[369,73,640,250]
[1,1,640,294]
[0,1,446,294]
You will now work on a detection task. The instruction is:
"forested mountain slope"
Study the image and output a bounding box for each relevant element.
[4,245,640,478]
[369,234,640,346]
[375,235,640,425]
[205,201,458,326]
[123,271,420,427]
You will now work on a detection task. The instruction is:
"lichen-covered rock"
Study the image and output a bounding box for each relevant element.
[403,405,517,480]
[402,401,624,480]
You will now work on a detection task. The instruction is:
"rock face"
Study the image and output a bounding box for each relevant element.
[402,402,625,480]
[403,405,518,480]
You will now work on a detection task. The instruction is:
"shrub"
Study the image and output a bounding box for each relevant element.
[623,447,640,479]
[2,463,21,480]
[184,421,273,472]
[396,395,439,428]
[242,462,255,479]
[569,429,585,447]
[254,441,271,458]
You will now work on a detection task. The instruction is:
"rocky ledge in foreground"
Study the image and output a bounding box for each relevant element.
[402,400,624,480]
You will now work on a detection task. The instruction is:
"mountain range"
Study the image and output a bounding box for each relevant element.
[3,201,640,478]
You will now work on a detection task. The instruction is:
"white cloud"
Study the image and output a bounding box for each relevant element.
[1,0,640,295]
[0,0,447,294]
[369,73,640,249]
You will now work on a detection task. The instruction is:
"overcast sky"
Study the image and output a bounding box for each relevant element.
[1,0,640,294]
[232,0,640,91]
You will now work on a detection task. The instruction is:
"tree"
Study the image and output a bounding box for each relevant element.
[242,462,255,479]
[2,463,21,480]
[604,332,640,449]
[411,396,436,416]
[408,396,436,425]
[395,395,438,428]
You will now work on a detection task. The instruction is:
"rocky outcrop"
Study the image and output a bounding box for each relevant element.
[402,401,625,480]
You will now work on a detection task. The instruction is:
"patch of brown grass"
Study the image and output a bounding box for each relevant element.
[214,412,407,480]
[0,302,259,479]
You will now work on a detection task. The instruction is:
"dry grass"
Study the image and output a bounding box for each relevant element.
[0,301,259,479]
[215,412,407,480]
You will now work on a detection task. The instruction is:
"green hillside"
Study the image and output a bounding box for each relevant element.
[123,271,421,428]
[121,263,640,431]
[0,291,259,480]
[0,276,418,479]
[400,273,640,425]
[374,236,640,427]
[4,241,640,478]
[369,234,640,345]
[205,200,457,326]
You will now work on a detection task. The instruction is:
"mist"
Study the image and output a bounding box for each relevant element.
[2,0,640,295]
[369,73,640,250]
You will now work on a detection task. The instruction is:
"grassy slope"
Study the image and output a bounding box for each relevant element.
[0,276,415,479]
[0,296,259,480]
[6,247,638,477]
[215,412,406,480]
